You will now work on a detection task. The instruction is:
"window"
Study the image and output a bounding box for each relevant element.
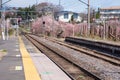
[64,13,68,19]
[73,13,78,19]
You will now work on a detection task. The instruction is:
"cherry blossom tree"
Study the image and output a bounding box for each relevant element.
[31,16,120,40]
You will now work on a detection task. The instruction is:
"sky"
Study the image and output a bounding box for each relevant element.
[3,0,120,13]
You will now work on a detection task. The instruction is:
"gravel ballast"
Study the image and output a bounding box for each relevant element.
[35,36,120,80]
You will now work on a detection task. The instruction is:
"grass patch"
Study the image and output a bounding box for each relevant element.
[0,49,7,53]
[76,75,85,80]
[0,49,7,60]
[8,29,14,36]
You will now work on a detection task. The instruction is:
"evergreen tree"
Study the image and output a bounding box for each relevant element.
[96,8,100,19]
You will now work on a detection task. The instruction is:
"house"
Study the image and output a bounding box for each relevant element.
[54,11,82,23]
[100,6,120,20]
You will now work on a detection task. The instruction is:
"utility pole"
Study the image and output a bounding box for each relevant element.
[59,0,61,6]
[51,7,54,36]
[1,0,5,40]
[88,0,90,36]
[0,0,2,8]
[6,19,9,40]
[1,0,11,40]
[36,0,38,5]
[35,0,38,19]
[78,0,90,36]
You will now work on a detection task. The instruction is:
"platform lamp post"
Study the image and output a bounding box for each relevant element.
[78,0,90,37]
[0,0,11,40]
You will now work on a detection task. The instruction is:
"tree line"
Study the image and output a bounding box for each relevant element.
[4,2,63,20]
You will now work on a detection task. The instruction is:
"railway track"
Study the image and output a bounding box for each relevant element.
[44,37,120,66]
[25,34,101,80]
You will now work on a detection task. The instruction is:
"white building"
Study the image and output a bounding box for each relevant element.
[54,11,82,23]
[100,6,120,20]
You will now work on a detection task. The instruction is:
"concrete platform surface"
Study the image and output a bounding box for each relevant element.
[0,36,72,80]
[0,37,25,80]
[30,53,71,80]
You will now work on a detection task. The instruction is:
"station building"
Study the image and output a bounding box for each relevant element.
[100,6,120,20]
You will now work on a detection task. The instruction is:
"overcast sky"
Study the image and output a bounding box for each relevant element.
[3,0,120,12]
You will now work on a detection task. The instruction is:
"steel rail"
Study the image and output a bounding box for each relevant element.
[25,34,101,80]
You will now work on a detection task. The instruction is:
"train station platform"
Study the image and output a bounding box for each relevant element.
[0,36,71,80]
[0,37,25,80]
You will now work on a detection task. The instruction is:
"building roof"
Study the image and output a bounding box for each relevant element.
[55,11,79,14]
[100,6,120,10]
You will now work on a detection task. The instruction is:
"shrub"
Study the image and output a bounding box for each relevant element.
[8,29,14,36]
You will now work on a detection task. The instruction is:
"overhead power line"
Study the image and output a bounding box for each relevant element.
[1,0,11,7]
[78,0,89,6]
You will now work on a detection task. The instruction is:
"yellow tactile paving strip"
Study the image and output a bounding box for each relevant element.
[19,36,41,80]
